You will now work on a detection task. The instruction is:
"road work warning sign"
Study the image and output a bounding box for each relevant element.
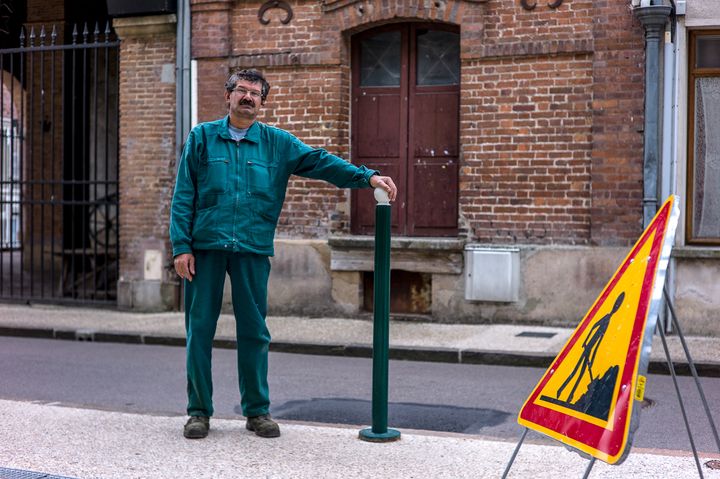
[518,196,679,464]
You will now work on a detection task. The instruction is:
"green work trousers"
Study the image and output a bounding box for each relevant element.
[184,249,271,418]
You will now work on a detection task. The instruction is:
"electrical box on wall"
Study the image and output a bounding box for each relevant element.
[464,245,520,302]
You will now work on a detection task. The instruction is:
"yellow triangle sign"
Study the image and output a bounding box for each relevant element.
[518,196,679,464]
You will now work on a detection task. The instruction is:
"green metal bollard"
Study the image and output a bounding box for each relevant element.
[359,188,401,443]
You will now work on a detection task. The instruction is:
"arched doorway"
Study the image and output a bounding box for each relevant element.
[351,23,460,237]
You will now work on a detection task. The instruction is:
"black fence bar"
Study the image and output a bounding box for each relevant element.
[0,194,118,206]
[82,23,89,300]
[28,26,35,297]
[59,24,65,301]
[39,26,46,297]
[70,24,77,301]
[50,25,57,299]
[8,51,15,295]
[113,34,120,303]
[0,22,119,304]
[0,41,122,55]
[103,22,111,300]
[1,51,5,293]
[93,23,99,303]
[18,30,25,297]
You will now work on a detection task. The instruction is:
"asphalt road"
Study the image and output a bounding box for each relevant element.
[2,336,719,454]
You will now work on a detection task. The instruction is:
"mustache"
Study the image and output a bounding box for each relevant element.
[239,99,255,107]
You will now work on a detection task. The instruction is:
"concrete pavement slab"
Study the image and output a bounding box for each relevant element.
[1,399,718,479]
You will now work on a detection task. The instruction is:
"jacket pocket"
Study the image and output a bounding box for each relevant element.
[200,157,229,195]
[247,160,276,199]
[190,207,217,244]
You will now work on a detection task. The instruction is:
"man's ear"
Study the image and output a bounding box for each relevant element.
[224,90,231,102]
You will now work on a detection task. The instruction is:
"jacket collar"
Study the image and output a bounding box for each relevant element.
[220,116,260,143]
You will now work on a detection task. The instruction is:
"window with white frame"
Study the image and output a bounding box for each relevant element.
[687,30,720,244]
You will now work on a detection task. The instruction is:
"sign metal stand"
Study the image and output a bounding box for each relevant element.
[501,197,717,477]
[656,307,705,478]
[663,285,720,454]
[581,458,596,479]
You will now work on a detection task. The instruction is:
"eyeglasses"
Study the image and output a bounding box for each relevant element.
[231,86,262,100]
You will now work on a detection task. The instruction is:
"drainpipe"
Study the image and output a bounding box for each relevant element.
[175,0,191,170]
[661,7,678,332]
[634,2,672,228]
[661,23,675,202]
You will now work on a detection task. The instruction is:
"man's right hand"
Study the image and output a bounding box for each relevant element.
[174,253,196,282]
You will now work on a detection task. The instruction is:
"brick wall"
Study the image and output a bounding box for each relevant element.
[117,26,176,282]
[26,0,64,23]
[192,0,645,246]
[590,0,646,245]
[266,67,352,237]
[460,55,594,244]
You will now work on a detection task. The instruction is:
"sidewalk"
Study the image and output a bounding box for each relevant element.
[0,303,719,375]
[2,399,719,479]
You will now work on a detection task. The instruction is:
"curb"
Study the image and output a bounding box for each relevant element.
[1,326,719,377]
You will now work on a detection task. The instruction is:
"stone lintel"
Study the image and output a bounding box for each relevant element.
[228,51,338,68]
[191,0,233,12]
[113,14,177,38]
[322,0,487,13]
[479,38,594,61]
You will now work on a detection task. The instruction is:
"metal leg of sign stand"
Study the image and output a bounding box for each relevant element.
[657,314,705,479]
[664,285,720,453]
[501,427,528,479]
[580,458,595,479]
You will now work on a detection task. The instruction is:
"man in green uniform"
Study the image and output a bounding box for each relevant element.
[170,69,397,439]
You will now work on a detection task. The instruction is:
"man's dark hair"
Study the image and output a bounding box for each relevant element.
[225,69,270,103]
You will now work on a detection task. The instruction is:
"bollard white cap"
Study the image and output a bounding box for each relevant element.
[374,187,390,205]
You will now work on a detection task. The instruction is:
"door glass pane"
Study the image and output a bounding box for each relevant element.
[360,31,401,87]
[693,77,720,238]
[696,36,720,69]
[416,30,459,86]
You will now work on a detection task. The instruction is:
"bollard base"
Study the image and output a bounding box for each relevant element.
[358,428,401,443]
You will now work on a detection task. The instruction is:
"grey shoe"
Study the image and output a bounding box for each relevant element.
[183,416,209,439]
[246,414,281,438]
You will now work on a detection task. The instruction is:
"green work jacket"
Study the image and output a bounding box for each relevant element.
[170,117,377,257]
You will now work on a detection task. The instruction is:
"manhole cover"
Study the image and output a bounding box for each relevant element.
[515,331,557,339]
[706,460,720,470]
[0,467,79,479]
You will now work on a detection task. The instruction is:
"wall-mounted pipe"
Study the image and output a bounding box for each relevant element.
[634,4,672,228]
[661,27,675,202]
[175,0,191,172]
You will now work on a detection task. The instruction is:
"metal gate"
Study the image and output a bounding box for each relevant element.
[0,22,120,304]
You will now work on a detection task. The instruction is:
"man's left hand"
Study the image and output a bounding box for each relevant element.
[369,175,398,202]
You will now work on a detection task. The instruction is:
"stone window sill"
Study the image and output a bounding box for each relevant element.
[672,246,720,259]
[328,235,466,274]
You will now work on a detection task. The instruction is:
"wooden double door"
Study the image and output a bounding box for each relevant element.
[351,23,460,236]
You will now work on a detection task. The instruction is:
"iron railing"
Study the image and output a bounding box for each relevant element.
[0,22,120,304]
